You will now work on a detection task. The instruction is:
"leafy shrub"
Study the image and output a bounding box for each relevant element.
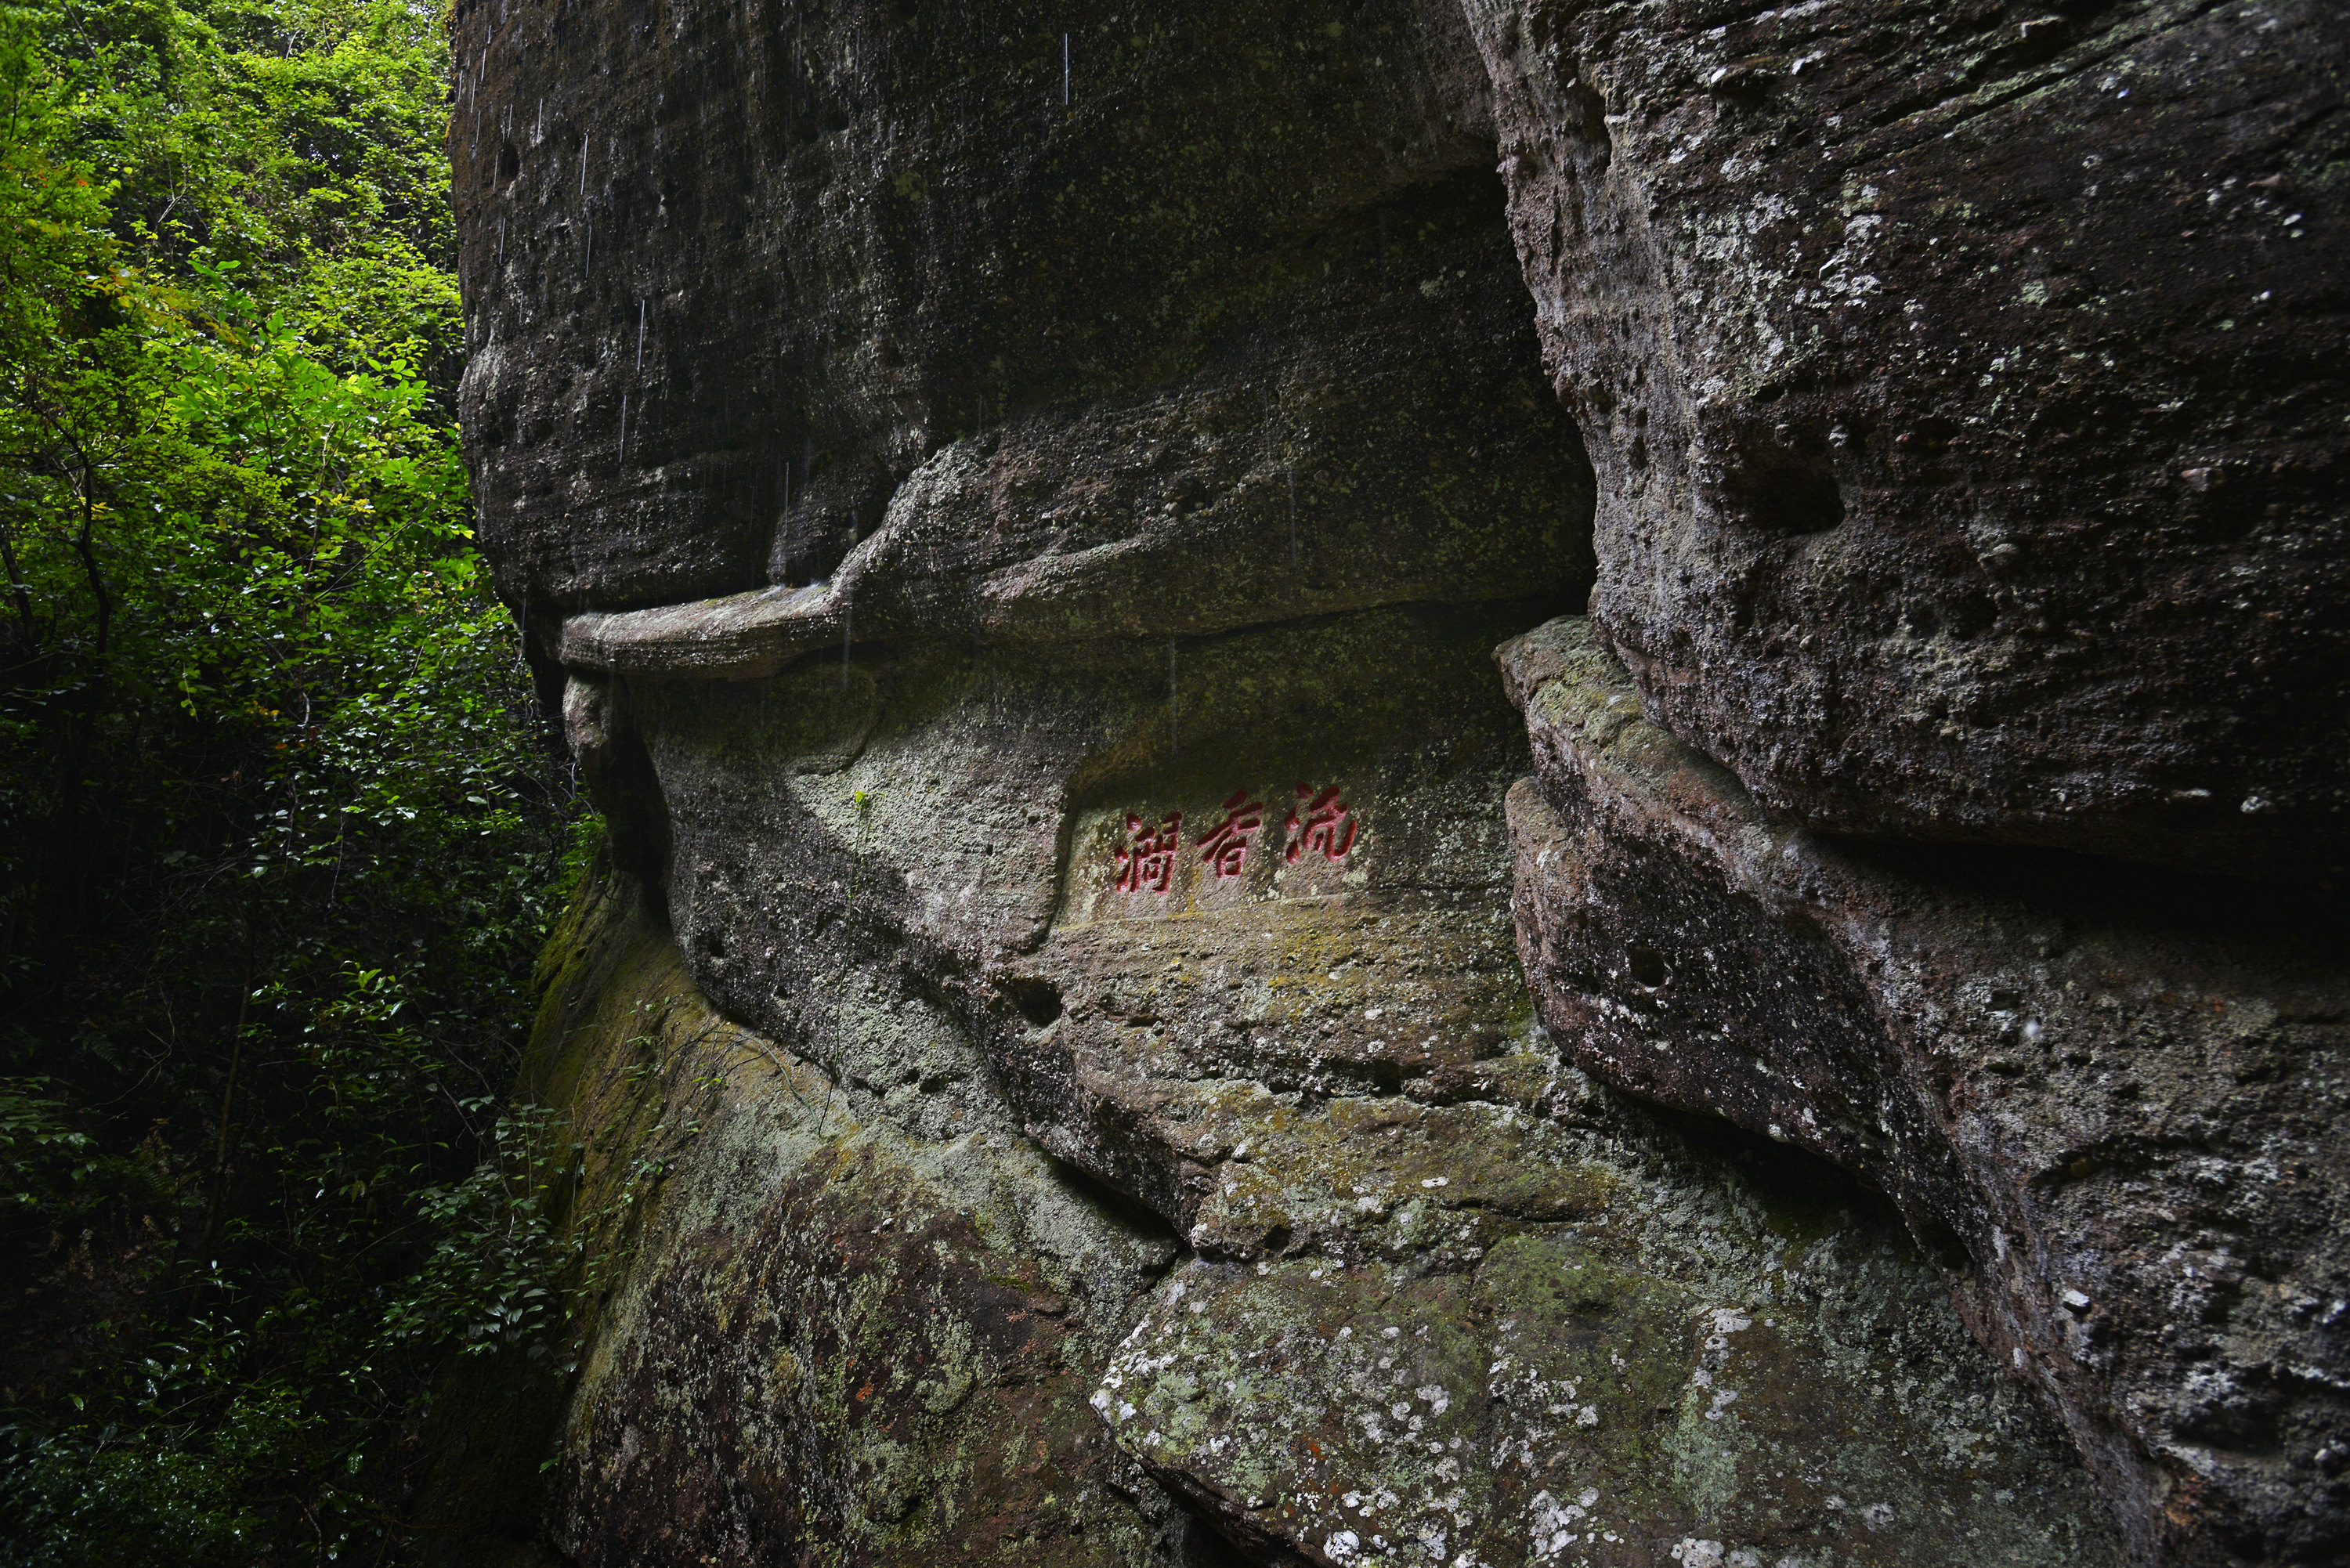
[0,1,587,1559]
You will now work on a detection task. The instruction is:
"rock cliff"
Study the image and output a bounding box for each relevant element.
[434,0,2345,1563]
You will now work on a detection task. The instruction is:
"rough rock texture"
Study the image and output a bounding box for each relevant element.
[1499,616,2350,1566]
[1461,0,2348,881]
[1092,1071,2121,1568]
[453,0,1588,634]
[432,787,2122,1568]
[446,599,2131,1567]
[439,0,2348,1564]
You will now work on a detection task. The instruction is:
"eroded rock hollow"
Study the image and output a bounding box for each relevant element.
[431,0,2346,1563]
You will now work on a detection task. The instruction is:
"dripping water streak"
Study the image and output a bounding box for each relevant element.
[618,392,629,469]
[636,301,646,372]
[1288,461,1298,568]
[580,132,589,198]
[1063,34,1070,106]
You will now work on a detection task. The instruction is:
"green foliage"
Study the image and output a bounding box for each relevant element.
[0,1080,92,1209]
[382,1103,573,1366]
[0,0,583,1561]
[384,1089,692,1373]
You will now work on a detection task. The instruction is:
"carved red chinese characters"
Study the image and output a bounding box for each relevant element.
[1115,811,1184,894]
[1198,789,1266,880]
[1285,784,1355,864]
[1109,786,1357,894]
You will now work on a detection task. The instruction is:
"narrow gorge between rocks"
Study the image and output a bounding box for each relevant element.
[420,2,2347,1565]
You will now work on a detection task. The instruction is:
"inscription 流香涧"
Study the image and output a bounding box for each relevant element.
[1111,784,1355,893]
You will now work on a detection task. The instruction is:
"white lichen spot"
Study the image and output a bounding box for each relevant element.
[1528,1490,1589,1559]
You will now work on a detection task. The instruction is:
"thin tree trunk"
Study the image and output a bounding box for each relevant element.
[0,510,35,644]
[200,886,263,1257]
[52,455,108,938]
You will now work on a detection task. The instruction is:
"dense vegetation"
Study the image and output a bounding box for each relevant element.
[0,2,577,1559]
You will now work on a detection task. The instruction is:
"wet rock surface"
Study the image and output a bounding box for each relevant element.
[440,0,2345,1563]
[1499,616,2350,1566]
[451,0,1582,623]
[1461,0,2348,880]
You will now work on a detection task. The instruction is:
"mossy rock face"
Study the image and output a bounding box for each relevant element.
[425,864,1203,1567]
[442,0,2329,1559]
[1094,1080,2120,1568]
[1498,616,2350,1568]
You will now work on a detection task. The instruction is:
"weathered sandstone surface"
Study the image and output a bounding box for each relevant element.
[1500,616,2348,1566]
[426,773,2122,1568]
[434,0,2345,1563]
[1462,0,2347,883]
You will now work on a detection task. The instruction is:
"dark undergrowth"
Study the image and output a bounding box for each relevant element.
[0,2,588,1560]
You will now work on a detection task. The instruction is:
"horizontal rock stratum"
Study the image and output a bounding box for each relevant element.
[430,0,2346,1563]
[1462,0,2346,883]
[1499,616,2349,1567]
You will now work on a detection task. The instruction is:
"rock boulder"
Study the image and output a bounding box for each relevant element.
[1499,615,2350,1565]
[1462,0,2348,881]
